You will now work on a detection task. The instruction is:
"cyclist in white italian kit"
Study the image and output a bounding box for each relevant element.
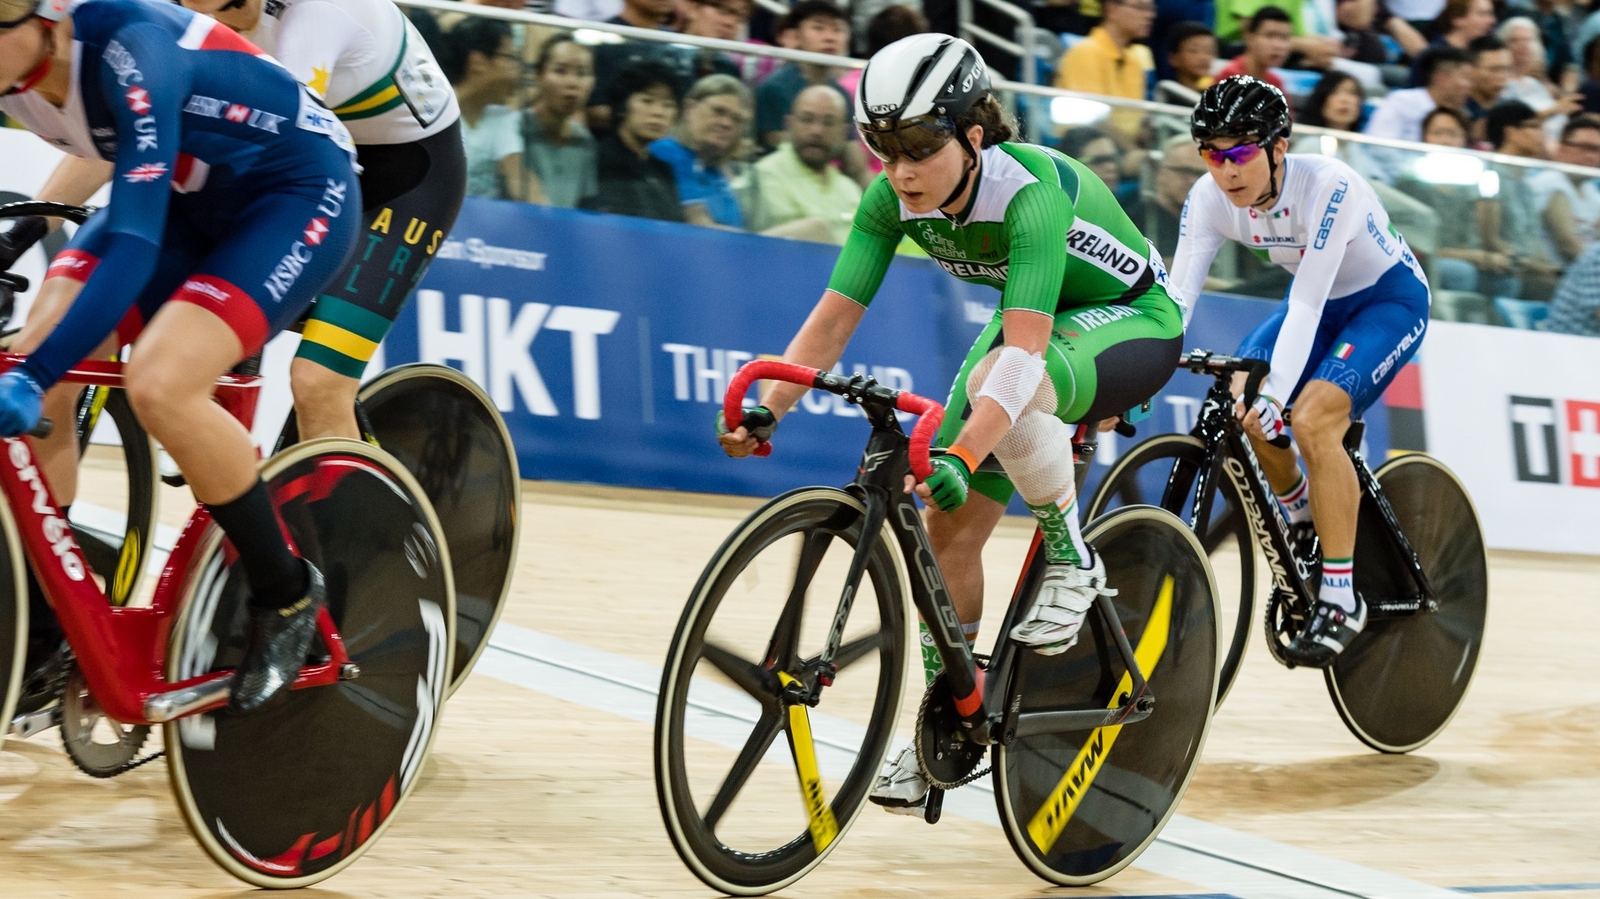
[1170,76,1431,666]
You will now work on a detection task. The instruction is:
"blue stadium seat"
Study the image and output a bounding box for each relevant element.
[1493,296,1551,330]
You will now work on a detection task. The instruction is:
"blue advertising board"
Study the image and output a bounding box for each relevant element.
[379,198,1388,507]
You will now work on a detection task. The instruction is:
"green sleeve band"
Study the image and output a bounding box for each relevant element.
[1000,182,1072,317]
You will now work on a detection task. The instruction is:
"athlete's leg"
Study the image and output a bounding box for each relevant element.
[291,124,465,441]
[1291,380,1357,562]
[924,492,1007,629]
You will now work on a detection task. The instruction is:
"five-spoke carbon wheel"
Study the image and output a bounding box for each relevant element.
[1328,454,1487,753]
[655,487,908,895]
[72,386,158,607]
[1086,434,1253,706]
[994,505,1218,886]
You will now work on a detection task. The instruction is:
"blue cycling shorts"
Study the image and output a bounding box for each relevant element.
[1237,261,1430,416]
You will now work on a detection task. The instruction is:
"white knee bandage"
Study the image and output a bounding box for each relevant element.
[968,345,1048,423]
[992,410,1076,506]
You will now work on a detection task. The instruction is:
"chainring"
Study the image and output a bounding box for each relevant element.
[1263,588,1312,668]
[60,664,159,779]
[914,670,988,790]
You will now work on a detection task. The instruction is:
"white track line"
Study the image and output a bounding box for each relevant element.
[478,623,1461,899]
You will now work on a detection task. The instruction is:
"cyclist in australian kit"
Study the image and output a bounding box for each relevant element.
[717,34,1186,816]
[0,0,362,712]
[1171,76,1431,667]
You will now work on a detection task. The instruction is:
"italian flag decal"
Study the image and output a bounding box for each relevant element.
[1334,342,1355,359]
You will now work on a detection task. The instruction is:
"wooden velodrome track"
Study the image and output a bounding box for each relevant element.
[2,453,1597,898]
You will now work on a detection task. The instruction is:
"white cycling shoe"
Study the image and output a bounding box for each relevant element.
[1009,553,1116,656]
[869,746,930,815]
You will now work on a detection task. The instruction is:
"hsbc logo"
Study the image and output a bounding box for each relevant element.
[304,218,328,246]
[183,95,288,134]
[226,104,250,123]
[104,40,143,87]
[126,86,151,115]
[1509,395,1600,488]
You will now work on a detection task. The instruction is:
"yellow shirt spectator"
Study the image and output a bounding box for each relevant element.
[1053,0,1157,141]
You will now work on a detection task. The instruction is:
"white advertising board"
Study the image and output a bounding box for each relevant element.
[1421,320,1600,555]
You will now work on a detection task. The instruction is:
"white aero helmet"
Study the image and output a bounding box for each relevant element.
[855,33,990,163]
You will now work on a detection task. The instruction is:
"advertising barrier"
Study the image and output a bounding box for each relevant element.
[379,199,1392,506]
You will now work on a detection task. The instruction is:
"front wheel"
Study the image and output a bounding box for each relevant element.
[164,440,455,888]
[1327,454,1487,753]
[655,487,908,896]
[1086,433,1254,707]
[993,505,1218,886]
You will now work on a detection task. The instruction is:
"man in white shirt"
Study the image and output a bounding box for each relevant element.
[1363,45,1473,143]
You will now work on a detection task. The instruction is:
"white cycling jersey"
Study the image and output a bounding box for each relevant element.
[244,0,459,145]
[1170,153,1429,404]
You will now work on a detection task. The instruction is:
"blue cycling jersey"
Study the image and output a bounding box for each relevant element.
[0,0,359,387]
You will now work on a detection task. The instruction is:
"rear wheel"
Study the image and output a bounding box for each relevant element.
[655,487,907,895]
[993,505,1218,886]
[279,364,518,695]
[1327,454,1487,753]
[1086,434,1253,706]
[165,440,454,888]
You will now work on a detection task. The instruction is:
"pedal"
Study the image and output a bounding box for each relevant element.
[922,786,943,824]
[9,705,61,739]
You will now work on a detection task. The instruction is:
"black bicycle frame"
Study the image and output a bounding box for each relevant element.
[806,374,1153,750]
[1170,352,1434,614]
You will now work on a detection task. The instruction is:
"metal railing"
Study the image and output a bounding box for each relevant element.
[956,0,1038,86]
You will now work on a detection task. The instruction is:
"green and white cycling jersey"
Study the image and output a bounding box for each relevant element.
[244,0,459,144]
[826,142,1187,321]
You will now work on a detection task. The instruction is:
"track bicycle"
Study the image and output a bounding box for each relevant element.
[1085,349,1488,752]
[655,360,1220,895]
[0,200,519,707]
[0,351,455,887]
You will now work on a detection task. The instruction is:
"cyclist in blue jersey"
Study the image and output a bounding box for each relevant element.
[0,0,361,711]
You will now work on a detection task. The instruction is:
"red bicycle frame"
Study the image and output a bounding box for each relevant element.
[0,352,349,725]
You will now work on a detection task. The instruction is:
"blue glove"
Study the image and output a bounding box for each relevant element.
[923,453,972,513]
[0,370,45,437]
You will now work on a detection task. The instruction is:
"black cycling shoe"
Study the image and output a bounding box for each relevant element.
[228,562,325,715]
[1284,592,1367,668]
[1289,520,1319,568]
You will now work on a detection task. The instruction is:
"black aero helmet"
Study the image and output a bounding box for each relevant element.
[855,34,989,163]
[1190,75,1292,144]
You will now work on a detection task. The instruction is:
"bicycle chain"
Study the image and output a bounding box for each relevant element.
[67,744,167,780]
[913,661,992,791]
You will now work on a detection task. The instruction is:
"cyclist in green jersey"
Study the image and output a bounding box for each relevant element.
[716,34,1186,814]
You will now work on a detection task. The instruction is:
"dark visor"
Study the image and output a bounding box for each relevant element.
[860,113,957,163]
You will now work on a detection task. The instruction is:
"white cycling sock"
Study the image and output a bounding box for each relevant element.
[1320,558,1356,613]
[1276,472,1313,526]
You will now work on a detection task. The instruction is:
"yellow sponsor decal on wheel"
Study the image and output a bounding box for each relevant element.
[112,528,141,607]
[1025,575,1174,853]
[778,672,839,853]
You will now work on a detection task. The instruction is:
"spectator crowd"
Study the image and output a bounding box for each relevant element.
[110,0,1596,333]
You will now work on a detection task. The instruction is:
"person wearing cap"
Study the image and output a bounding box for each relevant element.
[1171,75,1433,667]
[716,34,1185,817]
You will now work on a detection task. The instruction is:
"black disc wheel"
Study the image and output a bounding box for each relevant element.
[0,502,27,751]
[994,505,1218,886]
[655,487,907,896]
[1327,454,1487,753]
[164,440,454,888]
[280,364,518,695]
[72,386,158,606]
[1085,434,1253,707]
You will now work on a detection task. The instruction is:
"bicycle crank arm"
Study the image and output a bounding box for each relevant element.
[8,705,61,739]
[145,676,233,723]
[1011,695,1156,739]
